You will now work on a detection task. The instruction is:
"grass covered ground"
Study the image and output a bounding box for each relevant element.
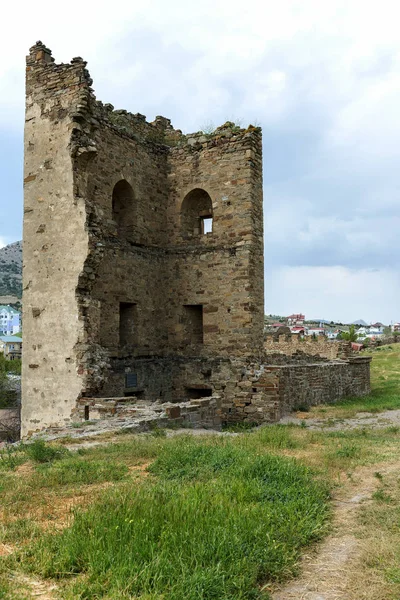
[0,433,330,599]
[0,345,399,599]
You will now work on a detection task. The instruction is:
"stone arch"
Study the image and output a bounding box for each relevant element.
[112,179,135,240]
[181,188,213,237]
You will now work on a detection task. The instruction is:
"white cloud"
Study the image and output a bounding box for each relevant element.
[1,0,400,321]
[266,266,400,324]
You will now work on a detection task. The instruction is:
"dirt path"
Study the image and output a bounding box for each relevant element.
[280,408,400,431]
[15,575,58,600]
[271,461,400,600]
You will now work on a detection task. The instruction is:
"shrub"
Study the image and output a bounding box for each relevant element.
[25,439,69,463]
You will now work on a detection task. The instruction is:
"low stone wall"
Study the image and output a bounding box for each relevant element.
[275,357,371,415]
[74,396,222,430]
[264,335,351,360]
[222,356,372,424]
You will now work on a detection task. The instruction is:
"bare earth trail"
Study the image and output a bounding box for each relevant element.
[280,407,400,431]
[15,575,57,600]
[271,409,400,600]
[271,461,400,600]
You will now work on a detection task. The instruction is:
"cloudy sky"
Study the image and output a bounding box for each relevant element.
[1,0,399,323]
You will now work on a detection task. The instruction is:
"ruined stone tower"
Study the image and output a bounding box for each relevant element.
[21,42,264,435]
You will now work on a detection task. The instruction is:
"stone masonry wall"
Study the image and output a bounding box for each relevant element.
[166,126,264,356]
[21,42,265,434]
[265,335,352,360]
[231,356,372,423]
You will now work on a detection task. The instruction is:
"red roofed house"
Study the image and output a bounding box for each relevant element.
[287,313,305,326]
[290,326,305,335]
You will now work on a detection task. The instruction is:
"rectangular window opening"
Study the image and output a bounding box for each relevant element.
[184,305,203,344]
[119,302,137,347]
[200,216,213,234]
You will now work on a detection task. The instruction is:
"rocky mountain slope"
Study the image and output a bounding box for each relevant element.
[0,241,22,299]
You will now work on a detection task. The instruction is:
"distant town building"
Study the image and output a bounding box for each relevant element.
[0,306,20,335]
[327,330,339,340]
[290,326,305,335]
[357,325,384,340]
[287,313,305,326]
[392,323,400,333]
[0,335,22,360]
[306,327,326,337]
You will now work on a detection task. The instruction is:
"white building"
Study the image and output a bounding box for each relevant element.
[357,326,384,340]
[306,327,326,337]
[0,306,21,335]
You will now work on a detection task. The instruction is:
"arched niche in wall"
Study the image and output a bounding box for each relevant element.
[112,179,135,241]
[181,188,213,237]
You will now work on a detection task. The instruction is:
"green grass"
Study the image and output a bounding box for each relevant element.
[351,345,400,412]
[222,421,258,432]
[21,436,330,600]
[0,446,26,471]
[0,518,40,544]
[32,458,128,487]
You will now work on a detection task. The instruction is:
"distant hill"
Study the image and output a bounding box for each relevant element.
[0,241,22,299]
[308,319,331,324]
[351,319,368,326]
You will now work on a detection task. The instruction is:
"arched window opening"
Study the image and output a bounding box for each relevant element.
[112,180,135,240]
[181,188,213,237]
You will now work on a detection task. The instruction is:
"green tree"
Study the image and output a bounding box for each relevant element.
[339,325,358,342]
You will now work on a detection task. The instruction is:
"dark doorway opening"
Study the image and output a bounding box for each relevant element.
[119,302,137,347]
[183,305,203,344]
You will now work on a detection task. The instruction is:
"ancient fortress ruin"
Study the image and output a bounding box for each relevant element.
[21,42,371,436]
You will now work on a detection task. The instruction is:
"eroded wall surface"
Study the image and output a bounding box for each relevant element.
[21,42,265,434]
[22,46,89,435]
